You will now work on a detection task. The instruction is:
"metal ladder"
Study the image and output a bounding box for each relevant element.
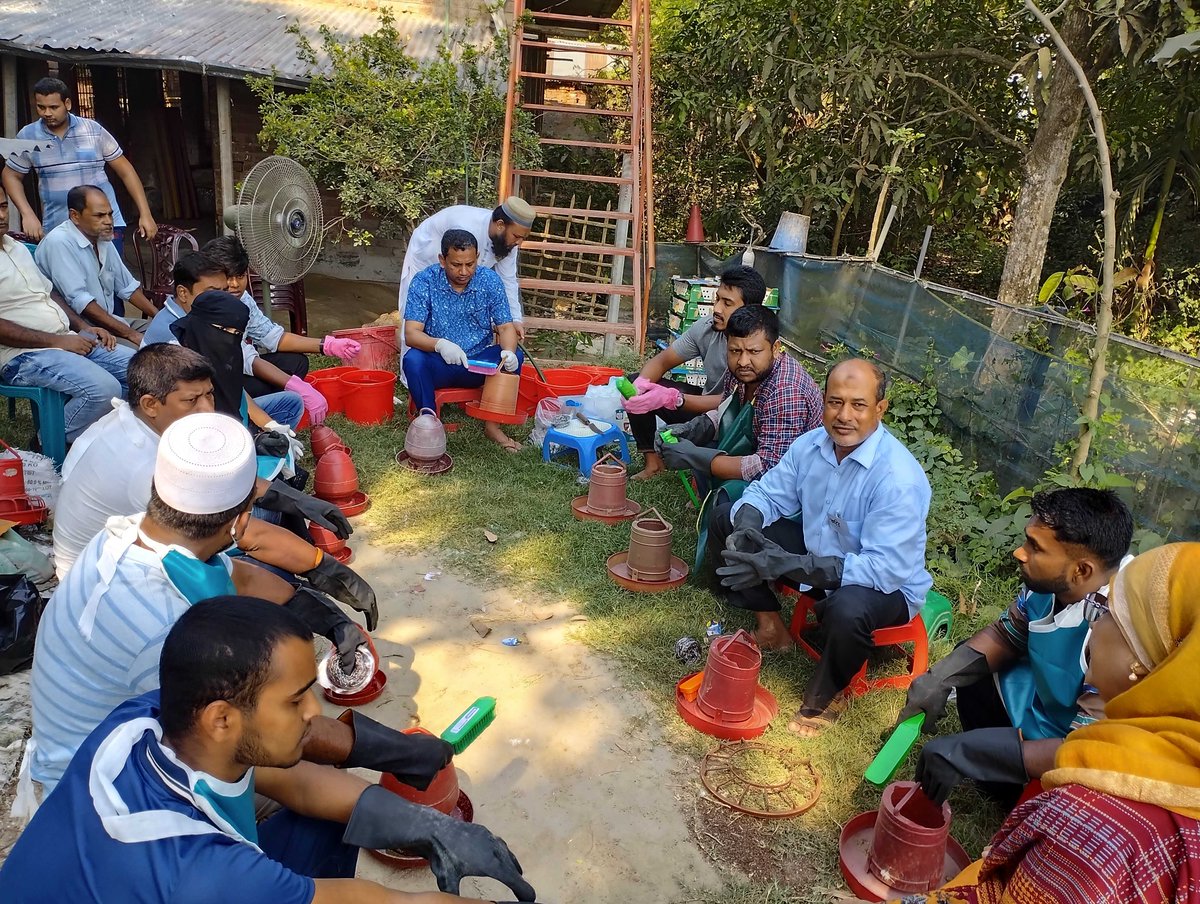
[498,0,655,355]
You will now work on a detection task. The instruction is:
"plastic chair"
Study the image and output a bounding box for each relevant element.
[132,225,199,308]
[781,585,950,698]
[407,387,483,433]
[542,422,630,478]
[248,273,309,336]
[0,384,68,466]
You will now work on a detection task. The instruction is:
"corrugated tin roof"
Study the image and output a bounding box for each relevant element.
[0,0,497,86]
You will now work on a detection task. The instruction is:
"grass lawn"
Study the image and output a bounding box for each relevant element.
[331,370,1018,904]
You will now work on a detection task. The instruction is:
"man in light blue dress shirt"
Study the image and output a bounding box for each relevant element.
[710,358,932,737]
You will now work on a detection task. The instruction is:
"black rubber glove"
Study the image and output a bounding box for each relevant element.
[725,504,765,554]
[258,480,353,539]
[343,784,536,900]
[661,412,717,447]
[340,711,453,789]
[897,643,991,730]
[658,438,724,472]
[303,554,378,631]
[283,586,363,671]
[915,727,1028,806]
[254,431,291,459]
[717,537,843,591]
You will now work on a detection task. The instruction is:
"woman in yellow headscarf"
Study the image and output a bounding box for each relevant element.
[901,542,1200,904]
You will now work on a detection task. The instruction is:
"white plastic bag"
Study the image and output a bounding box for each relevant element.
[17,451,60,512]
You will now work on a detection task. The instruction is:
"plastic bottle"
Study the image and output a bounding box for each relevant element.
[615,376,638,399]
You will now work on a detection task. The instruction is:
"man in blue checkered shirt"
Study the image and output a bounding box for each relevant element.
[2,76,157,253]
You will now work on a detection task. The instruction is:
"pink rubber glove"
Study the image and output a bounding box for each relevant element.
[322,335,361,362]
[286,375,329,425]
[623,377,683,414]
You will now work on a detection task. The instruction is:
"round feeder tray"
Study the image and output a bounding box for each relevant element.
[463,401,528,425]
[606,550,689,592]
[323,668,387,706]
[334,491,371,517]
[675,671,777,741]
[369,790,474,869]
[700,741,821,818]
[838,809,971,902]
[395,450,454,476]
[331,546,354,564]
[571,494,641,523]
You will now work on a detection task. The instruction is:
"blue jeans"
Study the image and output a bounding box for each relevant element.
[254,391,303,429]
[258,808,359,879]
[1,344,134,441]
[402,344,524,411]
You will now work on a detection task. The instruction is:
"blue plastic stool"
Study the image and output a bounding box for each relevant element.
[0,384,69,466]
[542,422,630,478]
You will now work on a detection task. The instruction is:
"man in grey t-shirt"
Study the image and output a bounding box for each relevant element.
[625,265,766,479]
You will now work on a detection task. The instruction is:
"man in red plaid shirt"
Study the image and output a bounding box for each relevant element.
[654,306,822,486]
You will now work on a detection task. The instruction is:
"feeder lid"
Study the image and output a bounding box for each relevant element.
[838,810,971,902]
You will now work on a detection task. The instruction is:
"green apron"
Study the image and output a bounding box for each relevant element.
[693,392,758,571]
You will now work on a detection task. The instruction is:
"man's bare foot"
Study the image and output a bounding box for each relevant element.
[752,612,795,652]
[483,423,521,452]
[632,452,666,481]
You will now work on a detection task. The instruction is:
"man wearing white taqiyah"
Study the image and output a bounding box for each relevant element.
[51,344,377,629]
[23,411,373,797]
[397,196,536,375]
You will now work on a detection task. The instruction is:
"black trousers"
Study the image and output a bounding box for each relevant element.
[955,674,1025,806]
[707,500,910,712]
[243,352,310,398]
[626,375,704,452]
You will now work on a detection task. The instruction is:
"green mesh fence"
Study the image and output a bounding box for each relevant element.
[652,245,1200,538]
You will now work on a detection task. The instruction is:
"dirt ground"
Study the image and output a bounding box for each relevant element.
[334,523,724,903]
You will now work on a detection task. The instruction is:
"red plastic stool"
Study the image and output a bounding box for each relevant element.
[780,584,929,697]
[407,387,483,433]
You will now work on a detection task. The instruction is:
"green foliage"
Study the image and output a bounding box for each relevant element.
[247,13,541,242]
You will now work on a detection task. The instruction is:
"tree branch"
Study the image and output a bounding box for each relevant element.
[896,69,1027,151]
[902,47,1017,68]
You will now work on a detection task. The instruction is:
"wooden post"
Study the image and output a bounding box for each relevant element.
[605,153,633,357]
[3,56,20,231]
[216,76,234,235]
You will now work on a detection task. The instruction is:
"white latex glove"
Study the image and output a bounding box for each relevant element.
[264,420,306,461]
[434,338,468,368]
[499,350,519,373]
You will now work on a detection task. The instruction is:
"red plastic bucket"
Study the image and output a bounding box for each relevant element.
[697,630,762,723]
[333,326,398,372]
[868,782,952,893]
[340,369,397,425]
[306,366,357,415]
[571,365,624,386]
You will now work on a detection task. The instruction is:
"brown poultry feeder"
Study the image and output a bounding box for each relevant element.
[571,453,640,522]
[606,508,689,591]
[396,407,453,476]
[313,449,370,516]
[311,424,351,459]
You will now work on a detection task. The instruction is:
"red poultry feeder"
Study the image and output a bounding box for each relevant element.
[571,453,640,522]
[311,425,351,459]
[675,630,778,740]
[367,726,476,870]
[606,508,689,591]
[322,628,385,705]
[839,781,970,901]
[314,449,358,500]
[309,524,352,563]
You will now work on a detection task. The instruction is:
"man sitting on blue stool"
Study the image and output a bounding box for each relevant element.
[403,228,523,452]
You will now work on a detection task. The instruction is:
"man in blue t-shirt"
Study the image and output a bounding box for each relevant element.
[402,228,524,451]
[0,596,536,903]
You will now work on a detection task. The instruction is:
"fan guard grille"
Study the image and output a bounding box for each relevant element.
[234,156,324,285]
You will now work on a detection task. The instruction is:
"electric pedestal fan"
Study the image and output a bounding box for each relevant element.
[223,156,324,284]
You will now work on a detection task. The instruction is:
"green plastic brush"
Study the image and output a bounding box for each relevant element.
[864,713,924,785]
[440,696,497,755]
